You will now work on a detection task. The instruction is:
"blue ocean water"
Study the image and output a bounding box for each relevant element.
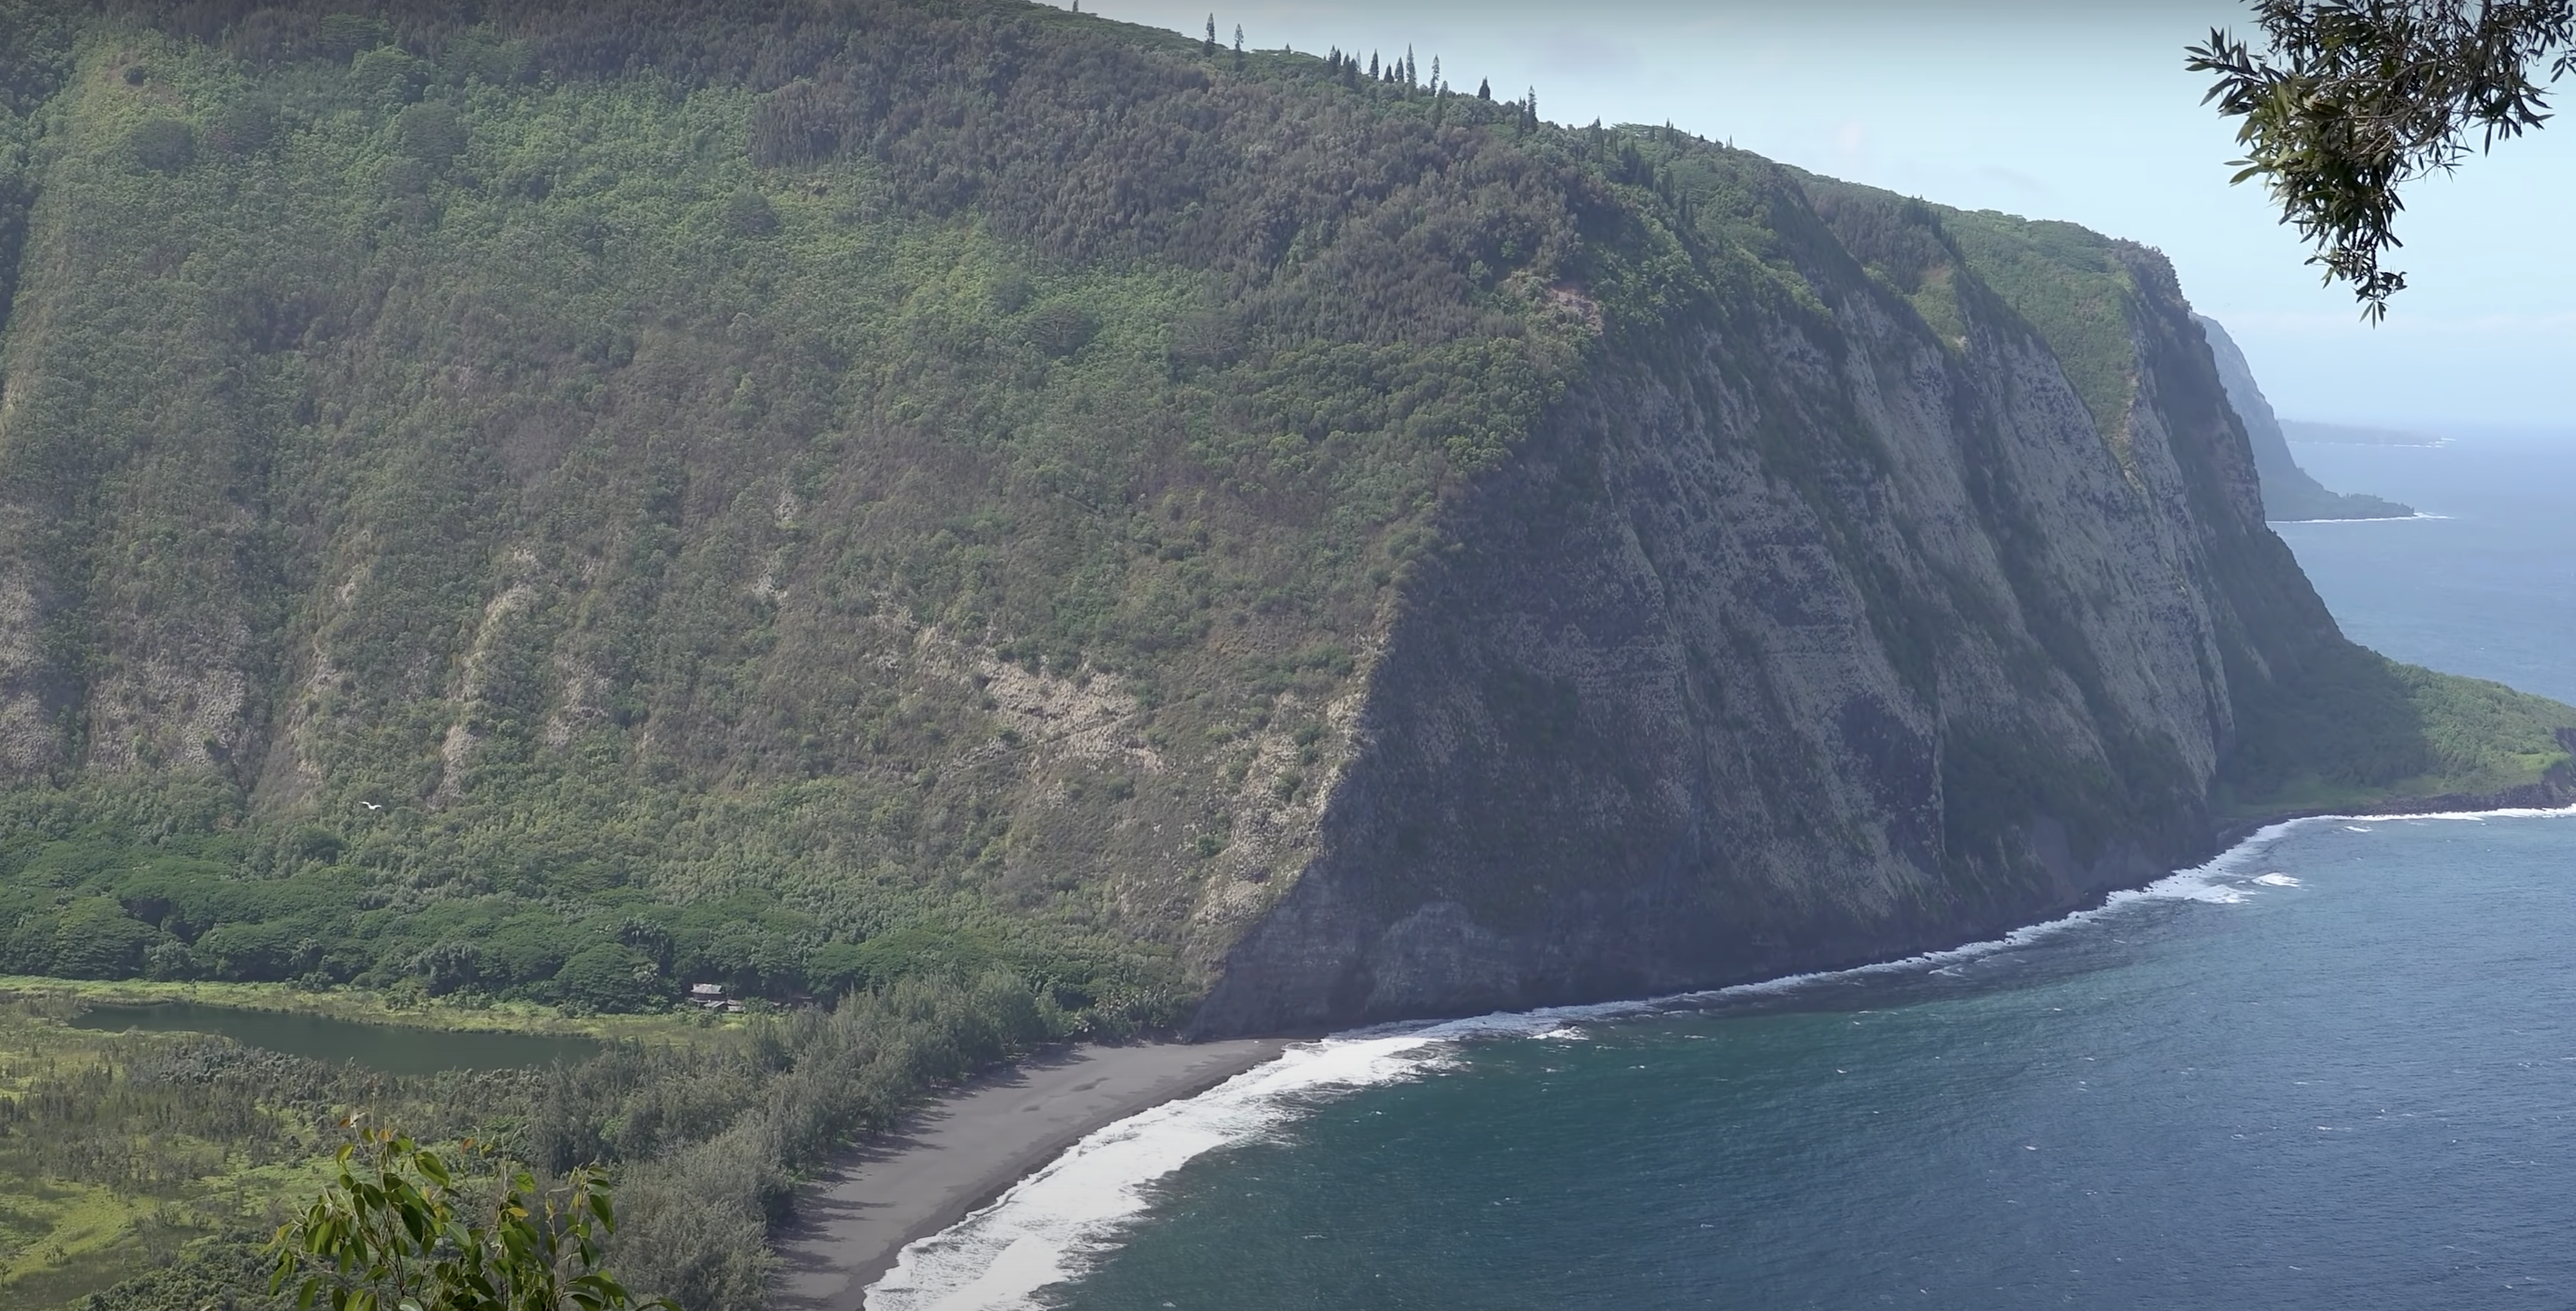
[873,431,2576,1311]
[2278,430,2576,704]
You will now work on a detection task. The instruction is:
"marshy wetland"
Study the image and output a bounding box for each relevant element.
[0,985,679,1307]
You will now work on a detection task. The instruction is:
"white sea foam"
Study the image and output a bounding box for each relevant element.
[862,803,2576,1310]
[862,1017,1556,1311]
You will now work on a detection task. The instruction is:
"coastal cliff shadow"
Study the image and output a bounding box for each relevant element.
[2218,641,2434,809]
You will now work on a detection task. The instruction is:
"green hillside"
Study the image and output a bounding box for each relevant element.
[0,3,2568,1304]
[0,0,2555,1051]
[0,0,1612,1022]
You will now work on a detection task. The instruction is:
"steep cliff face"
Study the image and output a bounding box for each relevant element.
[2195,314,2413,521]
[1192,195,2351,1034]
[0,3,2566,1028]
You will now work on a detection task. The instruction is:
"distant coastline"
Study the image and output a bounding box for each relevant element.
[2267,511,2440,525]
[2283,419,2444,447]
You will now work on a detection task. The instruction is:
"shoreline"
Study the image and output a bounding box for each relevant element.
[770,1037,1288,1311]
[2211,777,2575,851]
[765,796,2576,1311]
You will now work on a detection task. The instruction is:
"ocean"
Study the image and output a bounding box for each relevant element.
[868,430,2576,1311]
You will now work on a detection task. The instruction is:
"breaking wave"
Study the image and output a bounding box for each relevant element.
[864,804,2574,1310]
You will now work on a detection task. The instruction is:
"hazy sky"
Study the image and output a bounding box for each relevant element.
[1068,0,2573,429]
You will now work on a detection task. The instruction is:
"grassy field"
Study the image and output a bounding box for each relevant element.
[0,982,733,1306]
[0,976,722,1040]
[0,966,1065,1311]
[0,994,513,1308]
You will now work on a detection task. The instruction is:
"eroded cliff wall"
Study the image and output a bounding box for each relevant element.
[1192,189,2350,1034]
[1,4,2565,1028]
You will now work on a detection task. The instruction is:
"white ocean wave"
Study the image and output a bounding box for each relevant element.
[863,803,2576,1310]
[862,1016,1549,1311]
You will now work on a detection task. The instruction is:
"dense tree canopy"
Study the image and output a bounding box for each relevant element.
[2190,0,2575,317]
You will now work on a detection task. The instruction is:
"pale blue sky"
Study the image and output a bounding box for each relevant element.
[1071,0,2573,429]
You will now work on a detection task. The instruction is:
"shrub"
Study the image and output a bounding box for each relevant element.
[412,940,482,995]
[51,897,160,978]
[554,941,663,1012]
[395,101,466,167]
[1024,301,1097,357]
[204,98,277,155]
[193,918,317,980]
[312,14,391,63]
[127,117,194,172]
[722,188,778,237]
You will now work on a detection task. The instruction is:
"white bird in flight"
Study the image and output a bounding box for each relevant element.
[359,801,383,811]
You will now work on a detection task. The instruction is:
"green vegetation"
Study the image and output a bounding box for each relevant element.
[2191,1,2574,316]
[0,0,1619,1026]
[0,798,1035,1017]
[0,975,695,1041]
[2,968,1061,1310]
[0,2,2565,1302]
[269,1130,660,1311]
[0,995,520,1307]
[2217,647,2576,814]
[1938,208,2147,453]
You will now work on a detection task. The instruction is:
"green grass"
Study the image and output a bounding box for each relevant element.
[0,977,707,1040]
[0,964,1074,1310]
[0,996,521,1308]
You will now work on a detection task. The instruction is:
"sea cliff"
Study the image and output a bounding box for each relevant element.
[1195,193,2362,1033]
[0,1,2564,1039]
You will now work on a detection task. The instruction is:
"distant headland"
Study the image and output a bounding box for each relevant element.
[2193,316,2418,519]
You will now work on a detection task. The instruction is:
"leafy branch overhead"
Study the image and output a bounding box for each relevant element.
[270,1122,668,1311]
[2188,0,2575,317]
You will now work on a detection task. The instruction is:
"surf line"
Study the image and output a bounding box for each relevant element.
[860,802,2576,1311]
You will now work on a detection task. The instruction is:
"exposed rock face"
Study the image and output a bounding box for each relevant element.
[0,3,2533,1033]
[2195,315,2413,521]
[1193,222,2346,1035]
